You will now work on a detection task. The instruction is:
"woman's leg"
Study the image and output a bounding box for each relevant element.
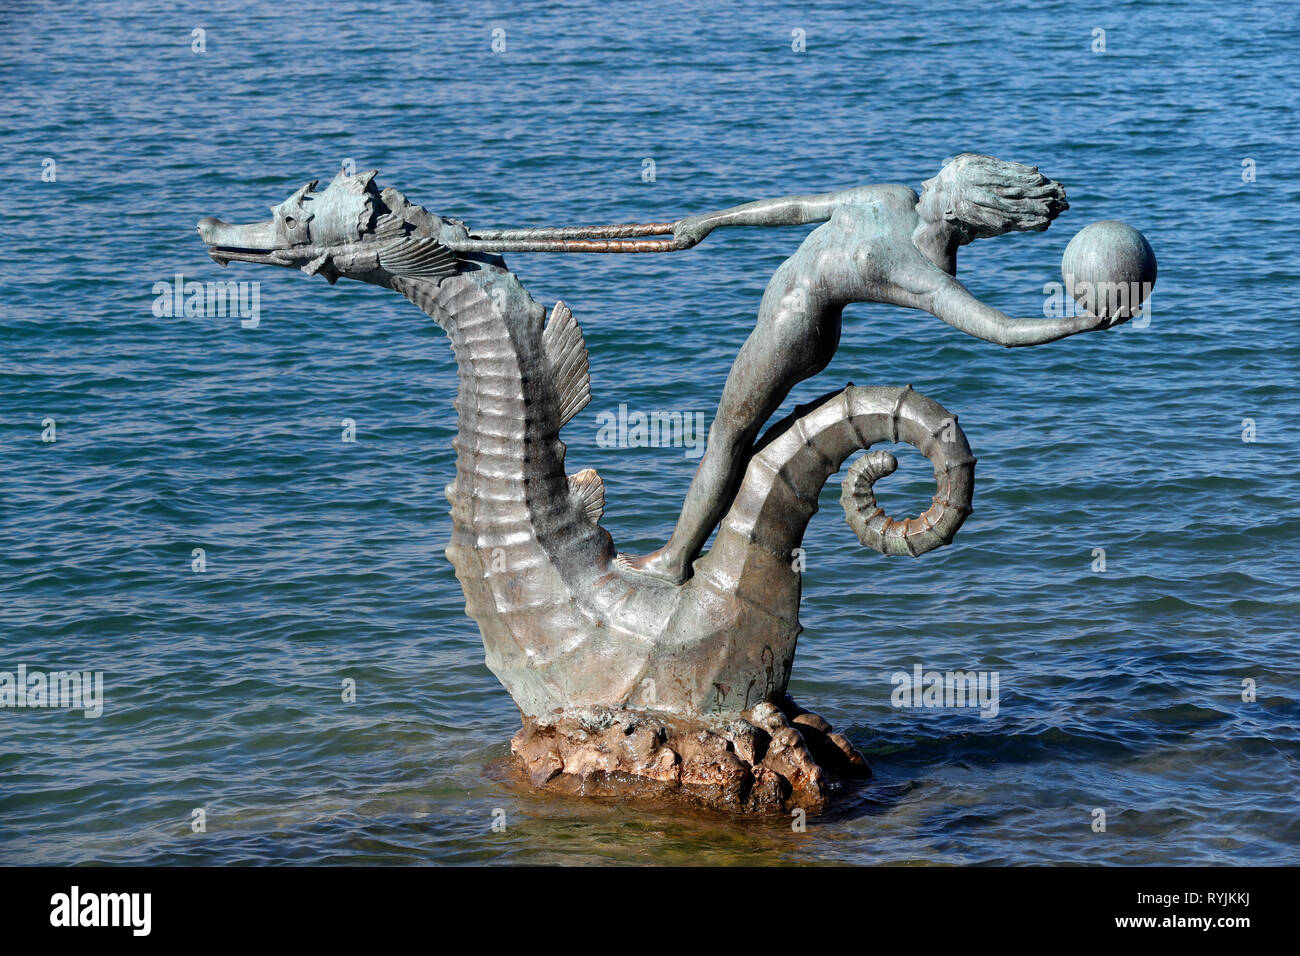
[625,290,841,583]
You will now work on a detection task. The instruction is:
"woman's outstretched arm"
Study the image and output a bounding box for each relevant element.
[674,188,869,244]
[922,270,1110,347]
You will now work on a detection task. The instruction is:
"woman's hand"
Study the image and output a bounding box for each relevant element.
[1086,309,1135,332]
[672,215,715,249]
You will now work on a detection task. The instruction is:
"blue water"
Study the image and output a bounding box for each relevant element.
[2,0,1298,865]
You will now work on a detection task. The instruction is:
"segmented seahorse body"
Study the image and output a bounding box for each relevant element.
[388,205,976,721]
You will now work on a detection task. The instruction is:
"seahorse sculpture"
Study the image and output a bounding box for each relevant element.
[198,169,984,813]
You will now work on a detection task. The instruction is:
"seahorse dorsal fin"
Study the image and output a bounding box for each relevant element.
[567,468,605,524]
[542,300,591,427]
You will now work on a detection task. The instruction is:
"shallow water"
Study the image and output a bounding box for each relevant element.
[2,0,1298,865]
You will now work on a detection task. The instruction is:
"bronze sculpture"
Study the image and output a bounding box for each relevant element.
[198,155,1154,813]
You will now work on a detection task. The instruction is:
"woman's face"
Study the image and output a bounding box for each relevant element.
[916,171,975,244]
[916,174,946,224]
[918,169,969,222]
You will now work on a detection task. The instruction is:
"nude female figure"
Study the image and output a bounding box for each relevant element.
[622,153,1126,584]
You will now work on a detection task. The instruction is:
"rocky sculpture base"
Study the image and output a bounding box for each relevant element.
[510,696,870,815]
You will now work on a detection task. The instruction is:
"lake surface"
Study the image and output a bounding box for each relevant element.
[2,0,1298,865]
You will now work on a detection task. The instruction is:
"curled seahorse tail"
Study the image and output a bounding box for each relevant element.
[712,384,976,570]
[838,385,976,556]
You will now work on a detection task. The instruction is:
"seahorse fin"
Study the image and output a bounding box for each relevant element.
[378,235,459,280]
[371,212,409,240]
[542,300,591,427]
[567,468,605,524]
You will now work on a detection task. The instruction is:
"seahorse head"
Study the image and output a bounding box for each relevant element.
[197,169,463,286]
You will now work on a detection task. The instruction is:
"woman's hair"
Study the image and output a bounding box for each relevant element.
[921,153,1068,239]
